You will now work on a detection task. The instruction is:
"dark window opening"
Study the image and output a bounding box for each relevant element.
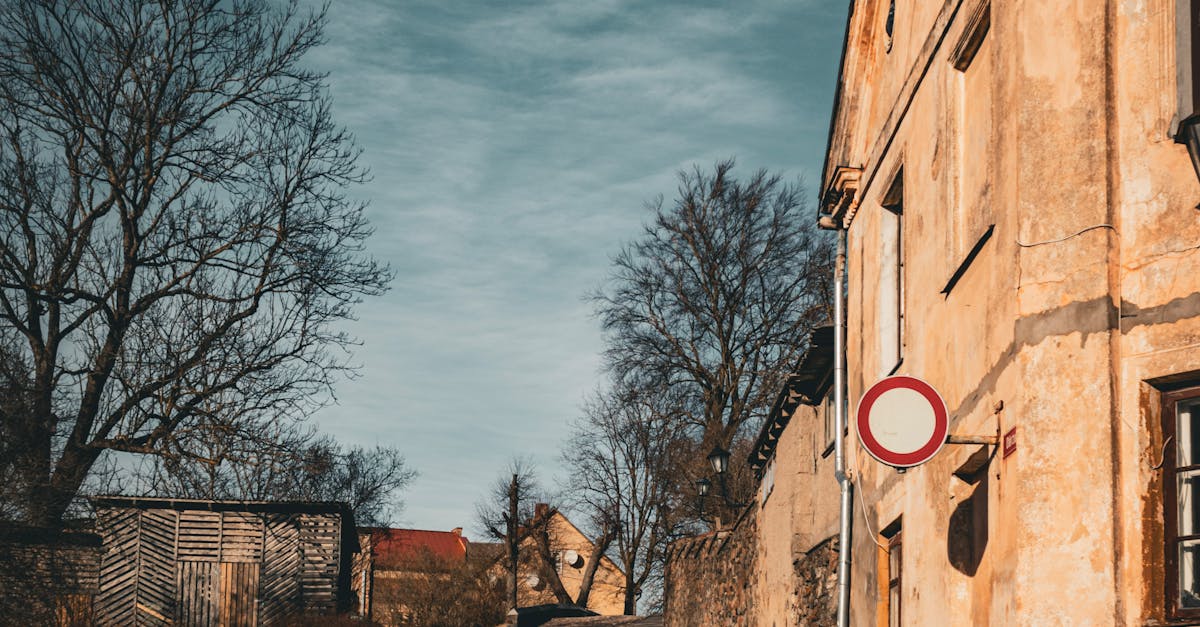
[880,518,902,627]
[885,0,896,53]
[1164,384,1200,619]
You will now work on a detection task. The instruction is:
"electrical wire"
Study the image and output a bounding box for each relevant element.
[1152,435,1174,471]
[1015,223,1115,248]
[852,468,887,549]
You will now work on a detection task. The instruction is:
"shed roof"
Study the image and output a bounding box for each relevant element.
[93,495,354,516]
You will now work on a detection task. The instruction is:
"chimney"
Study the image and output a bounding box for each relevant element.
[535,503,549,520]
[451,527,462,536]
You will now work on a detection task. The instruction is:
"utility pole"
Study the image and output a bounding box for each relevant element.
[507,473,519,613]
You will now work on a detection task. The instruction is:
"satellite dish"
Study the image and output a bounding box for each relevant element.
[563,549,584,568]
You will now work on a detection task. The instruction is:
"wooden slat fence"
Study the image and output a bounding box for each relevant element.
[137,508,177,626]
[299,514,341,613]
[258,514,301,624]
[96,503,351,627]
[96,508,139,626]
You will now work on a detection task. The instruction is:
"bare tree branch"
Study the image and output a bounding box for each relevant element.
[0,0,390,525]
[591,158,832,496]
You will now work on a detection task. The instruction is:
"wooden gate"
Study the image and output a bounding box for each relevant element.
[177,561,261,627]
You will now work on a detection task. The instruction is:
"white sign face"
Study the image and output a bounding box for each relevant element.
[857,375,948,468]
[867,386,937,454]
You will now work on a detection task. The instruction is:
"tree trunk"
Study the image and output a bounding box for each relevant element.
[530,514,574,606]
[27,443,99,527]
[575,525,615,608]
[623,571,637,615]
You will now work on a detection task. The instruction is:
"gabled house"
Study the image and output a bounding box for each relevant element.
[507,505,627,617]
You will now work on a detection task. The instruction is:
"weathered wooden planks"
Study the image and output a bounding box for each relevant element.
[96,508,139,626]
[95,501,353,627]
[258,513,302,625]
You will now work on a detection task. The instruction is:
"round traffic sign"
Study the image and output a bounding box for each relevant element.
[857,375,948,468]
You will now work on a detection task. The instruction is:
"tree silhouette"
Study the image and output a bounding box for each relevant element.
[0,0,389,525]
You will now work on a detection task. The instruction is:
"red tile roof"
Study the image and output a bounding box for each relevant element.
[364,527,468,567]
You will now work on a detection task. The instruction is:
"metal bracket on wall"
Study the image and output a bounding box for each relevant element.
[944,399,1004,447]
[945,434,999,446]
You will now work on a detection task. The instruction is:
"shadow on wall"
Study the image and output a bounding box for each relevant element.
[948,470,989,577]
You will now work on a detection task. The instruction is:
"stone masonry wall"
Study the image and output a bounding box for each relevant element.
[790,536,838,625]
[663,506,758,627]
[663,505,838,627]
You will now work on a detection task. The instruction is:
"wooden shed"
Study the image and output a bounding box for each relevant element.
[93,496,359,626]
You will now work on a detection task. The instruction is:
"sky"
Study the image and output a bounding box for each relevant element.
[305,0,850,533]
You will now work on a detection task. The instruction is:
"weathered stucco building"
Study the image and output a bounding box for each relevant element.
[819,0,1200,624]
[665,0,1200,624]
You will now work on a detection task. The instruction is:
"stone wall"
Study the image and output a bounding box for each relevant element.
[0,526,102,626]
[663,505,839,627]
[663,506,758,627]
[790,536,837,625]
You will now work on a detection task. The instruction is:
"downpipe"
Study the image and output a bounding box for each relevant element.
[832,226,853,627]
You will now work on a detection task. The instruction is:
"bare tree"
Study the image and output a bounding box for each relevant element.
[476,460,542,611]
[0,0,389,526]
[563,383,692,614]
[475,460,616,611]
[141,431,416,527]
[592,159,832,476]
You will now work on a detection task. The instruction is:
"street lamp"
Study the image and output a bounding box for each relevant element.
[707,445,730,475]
[701,444,745,511]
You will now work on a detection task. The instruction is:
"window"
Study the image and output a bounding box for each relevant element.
[1164,385,1200,618]
[823,389,837,456]
[951,1,993,261]
[879,518,902,627]
[879,171,904,375]
[760,456,776,505]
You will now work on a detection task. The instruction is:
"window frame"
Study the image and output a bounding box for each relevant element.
[878,517,902,627]
[1163,384,1200,620]
[881,170,905,375]
[760,455,776,505]
[822,385,837,458]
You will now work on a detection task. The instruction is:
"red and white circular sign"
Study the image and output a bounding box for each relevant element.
[857,375,948,468]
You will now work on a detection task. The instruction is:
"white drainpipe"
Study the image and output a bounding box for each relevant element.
[831,224,853,627]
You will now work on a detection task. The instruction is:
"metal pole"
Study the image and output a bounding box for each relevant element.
[834,227,854,627]
[508,474,519,613]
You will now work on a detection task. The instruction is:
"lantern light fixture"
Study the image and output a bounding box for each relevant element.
[707,445,730,475]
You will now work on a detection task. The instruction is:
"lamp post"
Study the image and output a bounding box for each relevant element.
[700,445,745,512]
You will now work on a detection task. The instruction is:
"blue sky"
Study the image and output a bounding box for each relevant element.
[307,0,849,533]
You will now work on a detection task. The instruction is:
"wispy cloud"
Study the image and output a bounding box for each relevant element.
[305,0,847,529]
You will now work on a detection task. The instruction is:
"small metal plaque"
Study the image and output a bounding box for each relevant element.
[1003,427,1017,459]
